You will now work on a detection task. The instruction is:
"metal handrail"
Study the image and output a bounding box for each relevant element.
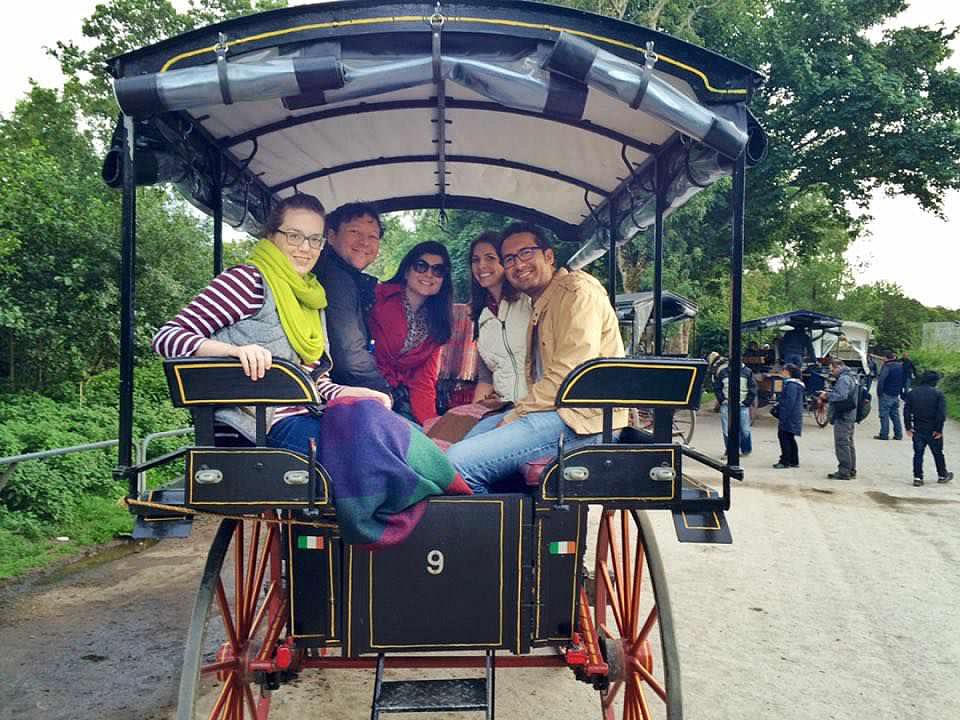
[137,427,193,493]
[0,439,127,466]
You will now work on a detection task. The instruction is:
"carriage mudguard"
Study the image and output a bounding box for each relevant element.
[671,480,732,544]
[538,444,680,507]
[184,447,331,513]
[345,495,530,656]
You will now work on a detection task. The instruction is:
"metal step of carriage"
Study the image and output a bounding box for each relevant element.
[371,651,495,719]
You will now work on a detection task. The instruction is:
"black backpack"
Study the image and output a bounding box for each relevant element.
[854,378,872,423]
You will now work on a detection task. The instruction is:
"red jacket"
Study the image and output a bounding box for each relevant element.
[369,283,442,423]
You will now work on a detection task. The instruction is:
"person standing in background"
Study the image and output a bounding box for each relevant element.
[904,370,953,487]
[822,358,858,480]
[773,364,804,469]
[874,351,905,440]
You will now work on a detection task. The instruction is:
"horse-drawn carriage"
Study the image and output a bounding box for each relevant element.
[106,2,766,718]
[742,310,841,427]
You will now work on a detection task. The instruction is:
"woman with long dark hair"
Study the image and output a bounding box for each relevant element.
[369,241,453,424]
[469,230,531,403]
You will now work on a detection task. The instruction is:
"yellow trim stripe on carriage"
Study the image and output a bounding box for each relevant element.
[559,362,698,406]
[158,15,748,96]
[173,361,314,405]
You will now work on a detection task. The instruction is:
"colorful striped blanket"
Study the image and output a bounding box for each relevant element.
[319,397,472,548]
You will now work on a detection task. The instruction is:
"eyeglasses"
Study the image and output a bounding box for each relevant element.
[502,246,543,268]
[276,228,325,250]
[411,259,447,278]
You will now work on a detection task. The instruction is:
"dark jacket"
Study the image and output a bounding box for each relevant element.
[903,372,947,434]
[313,246,392,396]
[778,377,805,436]
[779,327,815,364]
[826,368,858,423]
[714,364,757,407]
[877,359,905,398]
[368,283,443,424]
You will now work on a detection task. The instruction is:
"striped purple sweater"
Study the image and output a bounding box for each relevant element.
[152,264,343,424]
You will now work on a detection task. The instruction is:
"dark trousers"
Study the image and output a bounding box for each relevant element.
[912,430,948,479]
[777,429,799,466]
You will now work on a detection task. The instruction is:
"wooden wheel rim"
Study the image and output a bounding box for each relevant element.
[177,517,287,720]
[594,510,682,720]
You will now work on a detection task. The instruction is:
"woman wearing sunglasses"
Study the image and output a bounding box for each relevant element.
[369,241,453,424]
[469,230,532,403]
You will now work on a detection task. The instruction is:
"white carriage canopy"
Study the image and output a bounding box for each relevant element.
[104,0,767,265]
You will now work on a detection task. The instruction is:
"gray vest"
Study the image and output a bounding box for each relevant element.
[210,282,320,442]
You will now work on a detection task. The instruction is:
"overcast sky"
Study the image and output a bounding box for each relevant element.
[1,0,956,309]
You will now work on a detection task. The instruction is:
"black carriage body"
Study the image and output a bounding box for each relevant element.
[284,496,589,654]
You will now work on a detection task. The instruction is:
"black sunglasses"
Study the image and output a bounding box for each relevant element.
[411,258,447,278]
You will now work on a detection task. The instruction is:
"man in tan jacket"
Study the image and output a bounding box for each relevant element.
[447,222,626,493]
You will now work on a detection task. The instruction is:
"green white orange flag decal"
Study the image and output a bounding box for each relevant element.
[549,541,576,555]
[298,535,324,550]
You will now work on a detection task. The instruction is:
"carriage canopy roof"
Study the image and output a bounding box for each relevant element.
[105,0,766,263]
[742,310,843,333]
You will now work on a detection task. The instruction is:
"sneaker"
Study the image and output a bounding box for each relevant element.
[938,472,954,484]
[789,464,800,468]
[828,472,851,480]
[893,436,903,440]
[850,470,857,478]
[773,463,789,469]
[913,478,924,487]
[873,435,888,440]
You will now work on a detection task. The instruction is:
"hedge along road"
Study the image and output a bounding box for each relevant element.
[0,407,957,720]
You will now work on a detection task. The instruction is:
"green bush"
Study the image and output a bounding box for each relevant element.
[910,350,960,421]
[0,361,190,524]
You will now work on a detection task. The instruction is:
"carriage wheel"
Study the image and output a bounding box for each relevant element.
[593,510,681,719]
[177,516,288,720]
[813,397,829,428]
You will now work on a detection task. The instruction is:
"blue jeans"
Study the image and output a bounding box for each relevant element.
[720,403,752,455]
[446,410,604,494]
[878,394,902,439]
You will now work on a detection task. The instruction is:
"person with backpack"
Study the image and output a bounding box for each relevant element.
[903,370,954,487]
[773,364,805,469]
[874,351,906,440]
[820,358,859,480]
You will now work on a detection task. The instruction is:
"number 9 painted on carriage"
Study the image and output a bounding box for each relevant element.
[426,549,444,575]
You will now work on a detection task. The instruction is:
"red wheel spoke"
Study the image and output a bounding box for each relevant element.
[630,537,645,643]
[637,606,659,646]
[243,683,258,718]
[628,656,667,703]
[247,581,280,645]
[598,560,625,635]
[620,511,633,636]
[215,578,241,652]
[209,674,234,720]
[602,680,623,709]
[255,598,289,662]
[632,672,654,720]
[242,521,262,633]
[235,523,246,638]
[245,525,276,632]
[201,659,239,675]
[603,514,628,626]
[599,621,616,639]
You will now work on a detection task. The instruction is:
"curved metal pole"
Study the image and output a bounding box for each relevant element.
[727,154,746,466]
[116,115,137,497]
[212,151,224,276]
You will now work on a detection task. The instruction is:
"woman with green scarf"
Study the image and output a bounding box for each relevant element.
[152,194,391,445]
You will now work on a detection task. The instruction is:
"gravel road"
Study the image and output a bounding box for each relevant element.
[1,406,957,720]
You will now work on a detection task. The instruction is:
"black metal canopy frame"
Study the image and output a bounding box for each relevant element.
[108,0,765,487]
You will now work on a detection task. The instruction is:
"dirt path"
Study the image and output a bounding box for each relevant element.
[1,408,958,720]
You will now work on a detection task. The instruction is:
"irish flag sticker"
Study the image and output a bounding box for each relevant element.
[297,535,325,551]
[549,541,576,555]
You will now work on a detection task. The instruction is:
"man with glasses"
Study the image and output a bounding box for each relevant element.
[314,203,394,399]
[447,222,627,493]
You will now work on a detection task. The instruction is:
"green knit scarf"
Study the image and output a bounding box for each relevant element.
[249,239,327,364]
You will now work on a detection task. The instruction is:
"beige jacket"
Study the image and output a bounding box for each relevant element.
[503,268,627,435]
